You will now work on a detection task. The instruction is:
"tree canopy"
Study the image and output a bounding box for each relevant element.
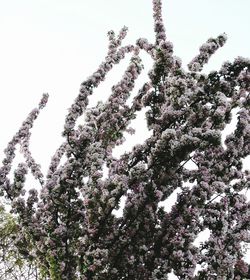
[0,0,249,279]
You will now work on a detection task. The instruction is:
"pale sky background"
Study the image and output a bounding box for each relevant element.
[0,0,250,277]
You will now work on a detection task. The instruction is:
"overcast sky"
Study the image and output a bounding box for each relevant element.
[1,0,250,168]
[0,0,249,276]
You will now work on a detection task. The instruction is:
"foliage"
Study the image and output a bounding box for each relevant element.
[0,0,250,279]
[0,203,39,279]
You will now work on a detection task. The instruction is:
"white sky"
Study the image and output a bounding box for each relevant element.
[0,0,250,168]
[0,0,250,277]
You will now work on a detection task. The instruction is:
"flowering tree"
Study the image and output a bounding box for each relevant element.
[0,0,250,279]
